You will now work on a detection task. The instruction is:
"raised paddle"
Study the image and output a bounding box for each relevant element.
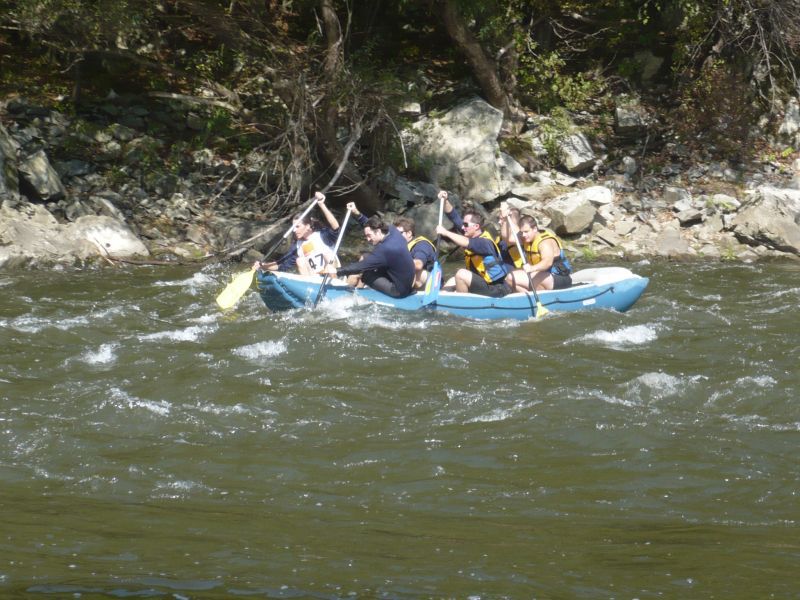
[421,194,446,306]
[507,214,549,319]
[215,197,320,310]
[312,207,352,308]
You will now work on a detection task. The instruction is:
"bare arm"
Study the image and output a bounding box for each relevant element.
[435,224,469,248]
[524,238,559,274]
[315,192,339,230]
[499,203,512,243]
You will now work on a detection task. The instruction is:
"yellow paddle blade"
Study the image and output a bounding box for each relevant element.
[216,268,256,310]
[535,301,549,318]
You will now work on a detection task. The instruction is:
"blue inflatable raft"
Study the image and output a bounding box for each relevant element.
[256,267,648,320]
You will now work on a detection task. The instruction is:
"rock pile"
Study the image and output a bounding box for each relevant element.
[2,95,800,269]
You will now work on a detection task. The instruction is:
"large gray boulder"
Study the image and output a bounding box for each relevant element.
[655,226,693,258]
[778,97,800,147]
[0,200,149,268]
[378,171,439,213]
[70,215,150,259]
[614,101,648,140]
[558,132,596,173]
[17,149,66,201]
[403,201,444,242]
[544,186,607,235]
[732,186,800,254]
[403,98,517,203]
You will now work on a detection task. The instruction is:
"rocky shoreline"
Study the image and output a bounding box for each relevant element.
[2,95,800,270]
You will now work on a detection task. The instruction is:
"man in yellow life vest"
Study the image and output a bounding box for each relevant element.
[498,204,522,267]
[393,216,436,290]
[434,190,512,297]
[504,211,573,292]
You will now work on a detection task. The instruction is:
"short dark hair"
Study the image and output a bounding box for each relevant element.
[365,215,389,234]
[393,216,416,236]
[519,215,538,229]
[463,210,483,228]
[294,213,322,230]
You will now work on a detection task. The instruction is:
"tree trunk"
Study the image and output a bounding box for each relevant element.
[439,0,524,127]
[316,0,380,213]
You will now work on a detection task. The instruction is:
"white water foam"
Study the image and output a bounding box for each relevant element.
[187,313,219,324]
[81,343,118,365]
[635,371,684,391]
[3,314,91,333]
[467,408,516,423]
[574,324,658,348]
[153,271,217,296]
[233,340,287,360]
[108,387,171,416]
[721,413,800,432]
[771,287,800,299]
[347,308,431,331]
[89,305,128,320]
[192,402,257,417]
[594,392,639,408]
[138,324,215,343]
[735,375,777,388]
[308,291,437,328]
[153,479,216,499]
[623,371,705,405]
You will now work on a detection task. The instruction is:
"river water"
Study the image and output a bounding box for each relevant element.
[1,260,798,598]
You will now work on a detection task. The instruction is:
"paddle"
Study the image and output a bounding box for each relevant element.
[312,207,352,308]
[507,214,549,319]
[216,267,257,310]
[421,195,446,306]
[215,198,319,310]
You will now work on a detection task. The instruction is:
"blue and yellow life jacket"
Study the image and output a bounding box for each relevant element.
[464,231,510,283]
[408,236,435,253]
[408,235,436,271]
[506,243,522,268]
[520,228,572,276]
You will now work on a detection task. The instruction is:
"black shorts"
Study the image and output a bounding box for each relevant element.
[362,270,405,298]
[552,273,572,290]
[468,276,512,297]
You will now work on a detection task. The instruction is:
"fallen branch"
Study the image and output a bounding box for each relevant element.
[321,120,363,193]
[148,91,241,114]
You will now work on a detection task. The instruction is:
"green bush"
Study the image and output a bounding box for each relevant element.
[517,43,605,113]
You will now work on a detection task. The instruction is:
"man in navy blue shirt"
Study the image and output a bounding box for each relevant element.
[325,216,415,298]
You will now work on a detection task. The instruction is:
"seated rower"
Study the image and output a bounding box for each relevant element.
[253,191,342,275]
[324,216,415,298]
[498,204,522,268]
[506,215,573,292]
[434,190,511,297]
[394,217,436,290]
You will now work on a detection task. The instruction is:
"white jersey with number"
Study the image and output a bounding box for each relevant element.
[296,232,336,274]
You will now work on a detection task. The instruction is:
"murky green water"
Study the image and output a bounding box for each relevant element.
[1,260,799,598]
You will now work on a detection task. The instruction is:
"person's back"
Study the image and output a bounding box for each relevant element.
[334,217,415,298]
